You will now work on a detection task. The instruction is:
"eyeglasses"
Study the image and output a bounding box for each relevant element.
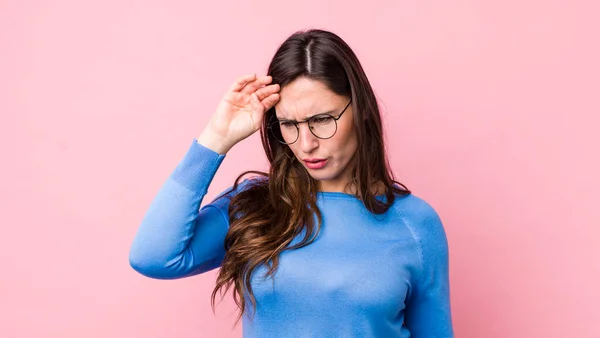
[269,99,353,145]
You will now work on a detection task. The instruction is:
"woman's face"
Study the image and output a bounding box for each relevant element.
[273,77,358,193]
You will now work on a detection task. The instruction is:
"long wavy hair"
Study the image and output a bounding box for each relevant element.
[210,29,411,325]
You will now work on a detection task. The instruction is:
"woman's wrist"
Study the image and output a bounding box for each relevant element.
[197,129,233,155]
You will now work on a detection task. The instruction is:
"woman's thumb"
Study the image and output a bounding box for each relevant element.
[250,93,262,112]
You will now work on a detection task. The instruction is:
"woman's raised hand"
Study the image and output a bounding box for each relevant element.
[198,74,280,154]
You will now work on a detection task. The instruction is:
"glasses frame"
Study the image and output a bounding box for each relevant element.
[269,99,353,145]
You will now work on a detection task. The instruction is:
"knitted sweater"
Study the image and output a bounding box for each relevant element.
[129,139,454,337]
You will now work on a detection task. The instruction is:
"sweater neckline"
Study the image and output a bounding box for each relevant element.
[316,191,391,202]
[317,191,360,198]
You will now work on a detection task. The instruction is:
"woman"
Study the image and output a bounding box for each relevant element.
[129,29,454,337]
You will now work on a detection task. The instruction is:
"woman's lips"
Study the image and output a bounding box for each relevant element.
[303,159,328,169]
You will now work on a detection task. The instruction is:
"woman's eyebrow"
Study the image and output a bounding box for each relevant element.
[306,109,336,119]
[276,108,337,122]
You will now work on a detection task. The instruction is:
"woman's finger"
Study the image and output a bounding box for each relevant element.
[250,93,264,113]
[241,75,273,94]
[229,73,257,92]
[261,93,280,110]
[254,84,280,101]
[223,91,247,105]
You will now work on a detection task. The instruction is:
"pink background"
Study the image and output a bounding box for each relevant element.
[1,0,598,337]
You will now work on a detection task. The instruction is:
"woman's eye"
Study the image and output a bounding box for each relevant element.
[312,116,333,124]
[280,121,296,128]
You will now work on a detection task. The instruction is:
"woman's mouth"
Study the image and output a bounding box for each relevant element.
[303,159,328,169]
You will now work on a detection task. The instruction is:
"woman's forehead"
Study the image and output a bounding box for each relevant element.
[275,78,344,118]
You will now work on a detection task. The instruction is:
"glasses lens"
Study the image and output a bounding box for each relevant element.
[270,115,339,144]
[270,120,297,144]
[309,115,337,139]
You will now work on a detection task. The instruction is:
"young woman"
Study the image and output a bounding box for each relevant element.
[129,29,454,337]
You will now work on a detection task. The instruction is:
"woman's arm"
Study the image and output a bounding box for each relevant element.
[129,74,279,279]
[128,139,235,279]
[404,200,454,337]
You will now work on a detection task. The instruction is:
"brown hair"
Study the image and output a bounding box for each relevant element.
[211,29,411,325]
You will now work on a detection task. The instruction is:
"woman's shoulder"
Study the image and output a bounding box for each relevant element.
[392,193,448,243]
[212,174,268,201]
[236,174,269,192]
[393,192,438,215]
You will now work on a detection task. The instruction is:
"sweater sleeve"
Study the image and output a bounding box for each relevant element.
[128,138,237,279]
[404,199,454,337]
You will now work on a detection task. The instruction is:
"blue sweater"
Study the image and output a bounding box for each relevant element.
[129,139,454,337]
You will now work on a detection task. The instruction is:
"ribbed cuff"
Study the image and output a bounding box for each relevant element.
[170,138,226,194]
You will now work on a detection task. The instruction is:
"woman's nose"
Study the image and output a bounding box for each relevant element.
[297,123,318,152]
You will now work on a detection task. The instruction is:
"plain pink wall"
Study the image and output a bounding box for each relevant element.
[1,0,598,337]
